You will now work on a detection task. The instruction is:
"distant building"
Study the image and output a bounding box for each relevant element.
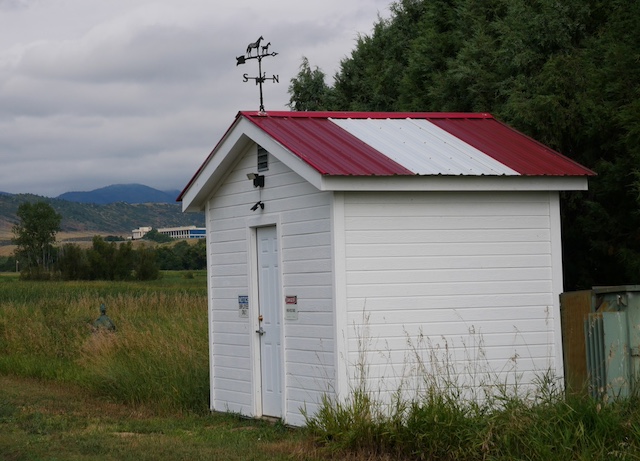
[158,226,206,239]
[132,226,152,239]
[132,225,206,240]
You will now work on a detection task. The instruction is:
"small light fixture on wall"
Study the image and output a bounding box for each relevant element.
[247,172,265,188]
[250,201,264,211]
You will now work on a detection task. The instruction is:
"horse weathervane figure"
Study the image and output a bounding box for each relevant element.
[236,36,278,113]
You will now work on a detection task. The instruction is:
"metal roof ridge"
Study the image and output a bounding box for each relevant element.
[238,110,494,120]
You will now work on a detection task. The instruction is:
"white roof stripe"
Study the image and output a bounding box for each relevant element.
[329,118,520,176]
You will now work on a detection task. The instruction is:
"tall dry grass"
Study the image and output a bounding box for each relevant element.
[0,275,209,413]
[305,323,640,460]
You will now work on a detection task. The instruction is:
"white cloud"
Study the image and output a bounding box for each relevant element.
[0,0,391,196]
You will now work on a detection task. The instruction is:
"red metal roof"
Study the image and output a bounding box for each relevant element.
[241,111,595,177]
[427,116,593,176]
[242,114,412,175]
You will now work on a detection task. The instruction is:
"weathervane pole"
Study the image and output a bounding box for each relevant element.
[236,36,279,114]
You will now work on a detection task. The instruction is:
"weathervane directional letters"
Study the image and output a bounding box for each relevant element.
[236,36,278,113]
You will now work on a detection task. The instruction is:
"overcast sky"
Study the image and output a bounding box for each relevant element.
[0,0,392,197]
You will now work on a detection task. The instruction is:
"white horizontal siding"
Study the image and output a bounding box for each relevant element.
[345,292,552,310]
[206,144,335,424]
[343,191,559,402]
[347,304,553,325]
[348,267,550,284]
[349,229,550,244]
[347,242,551,257]
[347,254,551,270]
[347,331,552,351]
[347,280,552,298]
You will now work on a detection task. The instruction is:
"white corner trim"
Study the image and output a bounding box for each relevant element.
[331,192,349,400]
[549,192,565,379]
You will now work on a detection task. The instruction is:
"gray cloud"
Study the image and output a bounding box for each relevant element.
[0,0,391,196]
[0,0,32,11]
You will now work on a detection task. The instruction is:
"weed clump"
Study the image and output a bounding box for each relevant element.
[305,335,640,460]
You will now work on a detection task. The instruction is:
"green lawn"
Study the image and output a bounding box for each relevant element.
[0,375,321,461]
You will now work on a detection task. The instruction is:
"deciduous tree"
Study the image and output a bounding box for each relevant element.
[12,201,62,277]
[287,57,331,111]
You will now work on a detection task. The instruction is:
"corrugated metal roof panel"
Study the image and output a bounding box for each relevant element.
[243,114,412,175]
[429,117,592,176]
[330,118,519,176]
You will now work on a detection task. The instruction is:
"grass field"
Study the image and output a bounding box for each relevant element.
[3,271,640,460]
[0,271,329,460]
[0,271,209,410]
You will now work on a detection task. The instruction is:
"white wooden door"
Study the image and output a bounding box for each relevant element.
[256,226,282,417]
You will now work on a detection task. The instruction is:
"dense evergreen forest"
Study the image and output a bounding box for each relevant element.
[288,0,640,291]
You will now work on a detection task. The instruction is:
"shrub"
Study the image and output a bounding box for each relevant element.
[134,246,160,281]
[0,256,17,272]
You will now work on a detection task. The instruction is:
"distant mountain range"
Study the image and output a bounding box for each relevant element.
[0,184,203,237]
[57,184,181,205]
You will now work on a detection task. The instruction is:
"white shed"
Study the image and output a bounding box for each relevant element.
[179,111,593,426]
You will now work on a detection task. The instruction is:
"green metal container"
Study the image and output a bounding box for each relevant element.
[583,286,640,399]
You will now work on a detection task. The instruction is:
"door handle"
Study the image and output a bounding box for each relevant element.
[256,326,265,335]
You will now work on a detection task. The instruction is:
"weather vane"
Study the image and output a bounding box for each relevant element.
[236,36,279,113]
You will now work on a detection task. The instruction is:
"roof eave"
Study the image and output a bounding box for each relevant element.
[179,114,248,212]
[180,113,327,211]
[318,174,590,192]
